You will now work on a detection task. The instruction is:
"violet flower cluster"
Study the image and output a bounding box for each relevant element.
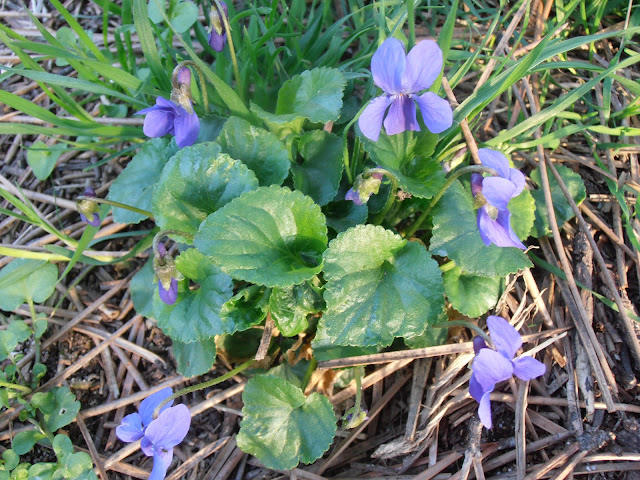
[470,316,546,429]
[471,149,526,249]
[358,38,453,142]
[116,387,191,480]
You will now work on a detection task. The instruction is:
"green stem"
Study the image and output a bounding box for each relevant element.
[0,380,31,393]
[342,101,371,184]
[152,229,194,258]
[77,196,154,220]
[173,60,209,113]
[301,357,317,392]
[26,298,40,366]
[213,0,241,97]
[407,0,415,50]
[368,168,399,225]
[403,165,499,238]
[434,320,490,344]
[153,359,254,419]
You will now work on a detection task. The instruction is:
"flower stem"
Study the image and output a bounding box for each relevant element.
[402,165,499,238]
[407,0,416,50]
[433,320,491,344]
[153,359,254,419]
[368,167,399,225]
[26,298,41,366]
[76,196,154,220]
[152,229,195,257]
[213,0,241,98]
[0,380,31,393]
[172,61,209,113]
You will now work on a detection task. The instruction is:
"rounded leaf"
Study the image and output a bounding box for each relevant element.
[443,265,501,318]
[194,186,328,287]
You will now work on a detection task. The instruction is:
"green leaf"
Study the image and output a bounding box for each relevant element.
[195,186,328,287]
[154,249,233,343]
[52,434,74,458]
[358,128,415,169]
[292,130,343,206]
[276,67,346,123]
[509,188,536,240]
[429,181,532,276]
[404,324,448,349]
[196,115,226,143]
[147,0,165,23]
[152,142,259,239]
[108,138,177,224]
[269,283,324,337]
[12,431,46,455]
[217,117,290,186]
[323,198,368,233]
[2,449,20,471]
[31,387,80,432]
[321,225,445,347]
[0,320,31,361]
[443,265,501,317]
[0,260,58,311]
[530,165,586,237]
[172,338,216,377]
[26,142,65,180]
[130,259,156,318]
[169,1,197,33]
[251,102,305,139]
[237,375,336,470]
[311,323,378,362]
[220,286,270,333]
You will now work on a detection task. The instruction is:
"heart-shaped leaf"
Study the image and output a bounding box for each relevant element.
[172,338,217,377]
[443,265,501,317]
[217,116,291,186]
[429,181,532,276]
[320,225,445,347]
[26,141,66,180]
[194,186,328,287]
[269,282,324,337]
[237,374,336,470]
[152,142,258,240]
[0,259,58,311]
[220,286,270,332]
[154,249,234,343]
[509,187,536,240]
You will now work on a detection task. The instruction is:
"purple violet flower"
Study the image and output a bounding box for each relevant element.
[358,38,453,142]
[136,97,199,148]
[154,243,179,306]
[208,1,228,52]
[470,316,546,429]
[77,188,100,227]
[471,148,526,250]
[116,387,191,480]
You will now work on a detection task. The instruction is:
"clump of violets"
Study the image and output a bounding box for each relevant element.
[358,38,453,142]
[153,243,180,305]
[471,148,526,249]
[116,387,191,480]
[345,169,384,205]
[470,316,546,429]
[136,67,199,148]
[76,187,100,227]
[208,1,228,52]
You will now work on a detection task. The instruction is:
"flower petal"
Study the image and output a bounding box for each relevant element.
[477,207,524,249]
[383,95,419,136]
[472,348,513,391]
[144,404,191,450]
[141,436,154,457]
[478,148,510,178]
[478,391,494,429]
[473,336,488,354]
[139,388,174,428]
[116,413,144,443]
[471,173,483,197]
[482,176,518,211]
[414,92,453,134]
[345,188,363,205]
[149,450,173,480]
[512,356,546,381]
[358,96,392,142]
[208,32,227,52]
[402,40,442,93]
[469,373,484,402]
[495,209,526,249]
[507,168,526,196]
[143,109,175,139]
[173,111,200,148]
[158,278,178,306]
[371,38,405,94]
[487,316,522,359]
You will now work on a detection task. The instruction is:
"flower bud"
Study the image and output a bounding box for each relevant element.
[76,188,100,227]
[208,1,228,52]
[345,168,384,205]
[171,67,194,114]
[153,243,179,305]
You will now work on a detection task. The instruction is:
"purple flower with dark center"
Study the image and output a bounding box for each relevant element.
[116,387,191,480]
[358,38,453,142]
[471,148,526,250]
[136,97,199,148]
[77,188,100,227]
[208,1,228,52]
[154,243,179,305]
[470,316,546,429]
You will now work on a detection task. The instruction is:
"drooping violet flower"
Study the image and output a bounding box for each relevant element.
[470,316,546,429]
[136,97,199,148]
[76,188,100,227]
[345,169,384,205]
[471,148,526,249]
[208,1,228,52]
[116,387,191,480]
[154,243,179,305]
[358,38,453,142]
